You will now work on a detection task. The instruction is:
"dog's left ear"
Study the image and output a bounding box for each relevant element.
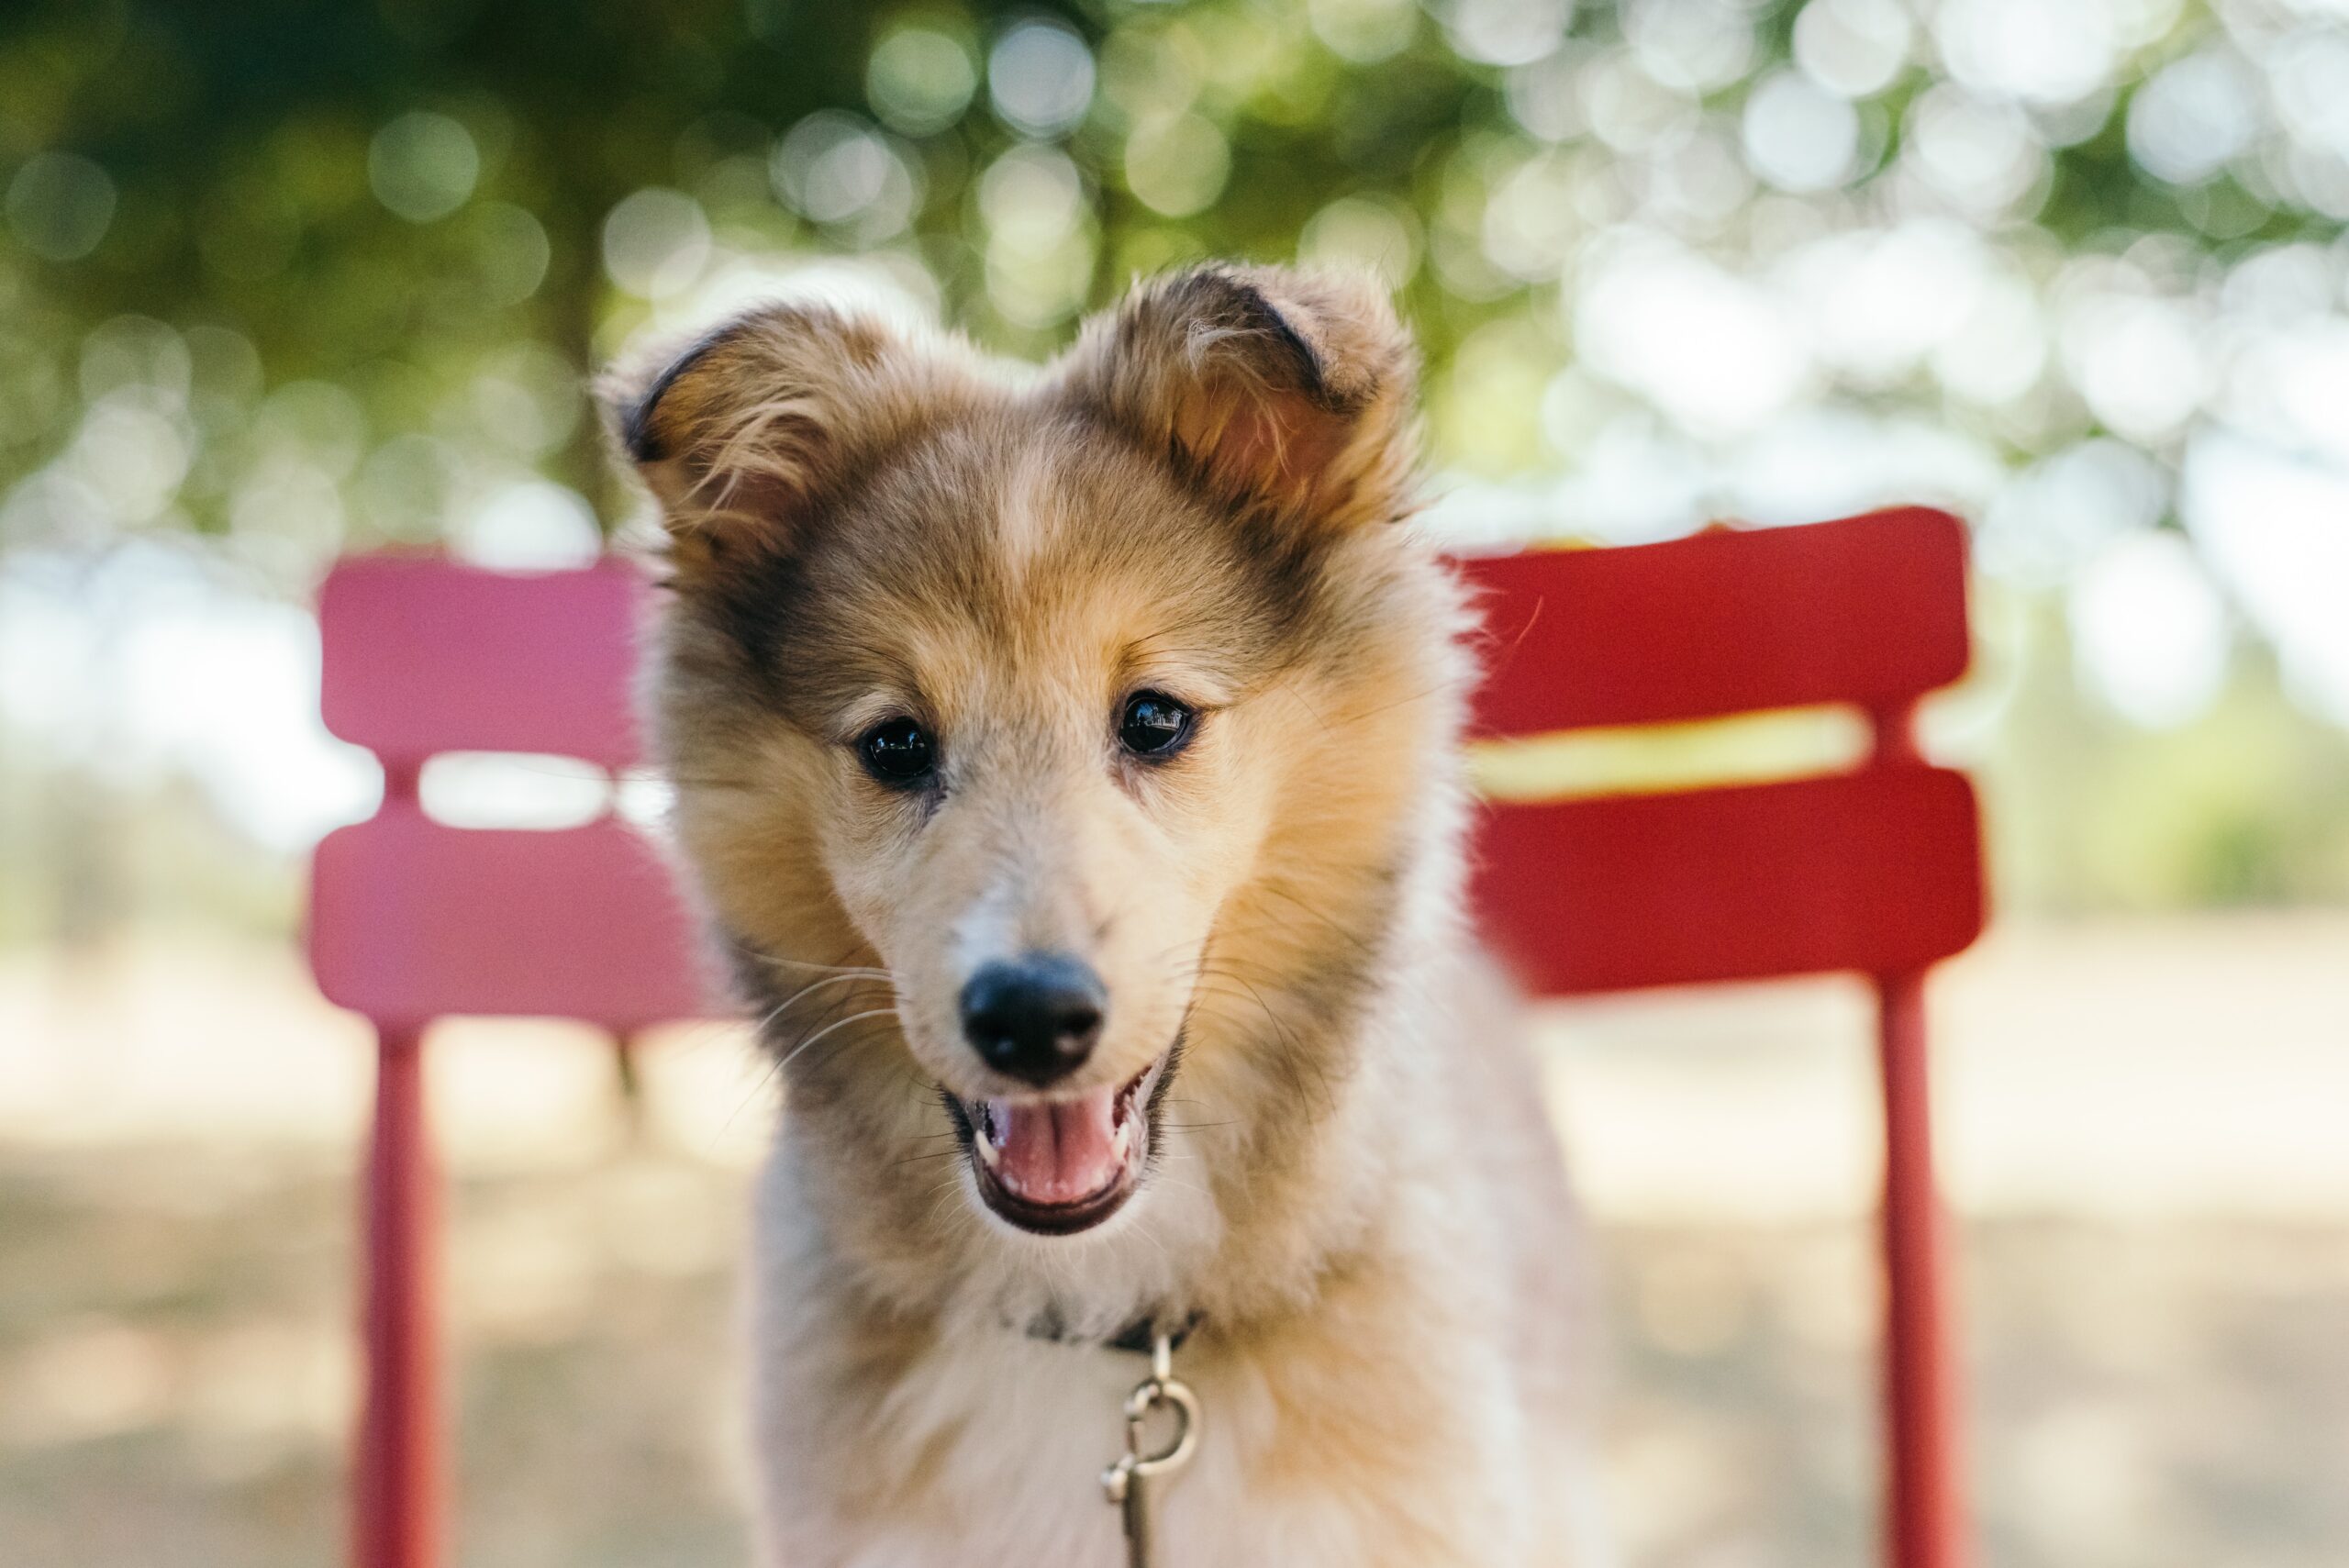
[1059,265,1419,531]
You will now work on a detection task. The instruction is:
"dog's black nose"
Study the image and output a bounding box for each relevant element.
[959,952,1106,1086]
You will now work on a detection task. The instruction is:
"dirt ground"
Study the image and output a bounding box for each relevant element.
[4,916,2346,1567]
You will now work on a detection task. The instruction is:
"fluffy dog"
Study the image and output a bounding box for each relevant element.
[605,264,1603,1567]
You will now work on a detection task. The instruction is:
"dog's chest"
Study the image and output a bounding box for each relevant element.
[761,1329,1468,1568]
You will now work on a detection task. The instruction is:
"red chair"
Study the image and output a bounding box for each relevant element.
[1455,505,1984,1568]
[308,505,1982,1568]
[308,554,706,1568]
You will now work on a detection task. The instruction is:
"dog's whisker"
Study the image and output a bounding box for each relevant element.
[887,1148,973,1172]
[746,985,863,1043]
[1122,1212,1174,1271]
[782,1017,903,1079]
[713,1009,903,1146]
[774,1000,899,1059]
[1182,982,1340,1120]
[749,971,894,1033]
[751,952,893,981]
[1220,883,1390,964]
[712,1061,786,1148]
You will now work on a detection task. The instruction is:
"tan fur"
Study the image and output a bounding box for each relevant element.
[606,265,1607,1567]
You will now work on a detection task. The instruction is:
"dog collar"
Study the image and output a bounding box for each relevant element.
[1021,1307,1203,1355]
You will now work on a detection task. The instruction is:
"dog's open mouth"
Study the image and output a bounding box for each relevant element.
[958,1054,1169,1236]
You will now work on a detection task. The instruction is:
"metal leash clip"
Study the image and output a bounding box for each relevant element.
[1099,1333,1201,1568]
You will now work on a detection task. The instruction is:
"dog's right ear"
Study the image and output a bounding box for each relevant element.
[600,303,948,574]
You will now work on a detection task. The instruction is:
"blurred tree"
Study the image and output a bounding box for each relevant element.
[5,0,2349,921]
[9,0,1482,550]
[6,0,2347,552]
[6,0,901,536]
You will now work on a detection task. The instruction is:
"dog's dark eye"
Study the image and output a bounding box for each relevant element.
[1118,692,1195,759]
[857,718,936,785]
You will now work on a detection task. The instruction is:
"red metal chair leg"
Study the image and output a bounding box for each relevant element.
[1876,969,1968,1568]
[353,1027,444,1568]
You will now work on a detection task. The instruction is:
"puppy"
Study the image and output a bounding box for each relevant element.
[606,265,1604,1567]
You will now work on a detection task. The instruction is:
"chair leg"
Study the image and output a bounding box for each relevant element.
[1875,970,1967,1568]
[353,1027,443,1568]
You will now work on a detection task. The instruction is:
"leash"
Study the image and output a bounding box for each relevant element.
[1098,1331,1201,1568]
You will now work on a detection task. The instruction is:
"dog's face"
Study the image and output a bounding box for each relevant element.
[610,268,1455,1256]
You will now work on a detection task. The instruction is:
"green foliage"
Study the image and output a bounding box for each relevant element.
[4,0,2347,923]
[7,0,2338,557]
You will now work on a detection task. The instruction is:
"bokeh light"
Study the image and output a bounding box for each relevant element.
[867,26,981,138]
[367,111,482,224]
[987,21,1097,139]
[6,150,116,261]
[601,187,713,300]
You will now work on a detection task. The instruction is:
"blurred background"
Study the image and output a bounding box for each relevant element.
[4,0,2347,1564]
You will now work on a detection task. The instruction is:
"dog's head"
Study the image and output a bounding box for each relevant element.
[607,266,1461,1269]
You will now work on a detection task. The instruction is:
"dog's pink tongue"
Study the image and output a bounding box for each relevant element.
[989,1089,1121,1206]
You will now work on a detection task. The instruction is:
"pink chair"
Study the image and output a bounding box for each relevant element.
[309,506,1984,1568]
[308,554,705,1568]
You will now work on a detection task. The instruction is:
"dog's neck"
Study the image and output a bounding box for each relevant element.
[1019,1303,1203,1355]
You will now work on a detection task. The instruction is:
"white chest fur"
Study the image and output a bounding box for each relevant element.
[752,1323,1531,1568]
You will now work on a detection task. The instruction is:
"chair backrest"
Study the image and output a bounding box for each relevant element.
[307,555,707,1033]
[1453,506,1985,995]
[308,509,1984,1027]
